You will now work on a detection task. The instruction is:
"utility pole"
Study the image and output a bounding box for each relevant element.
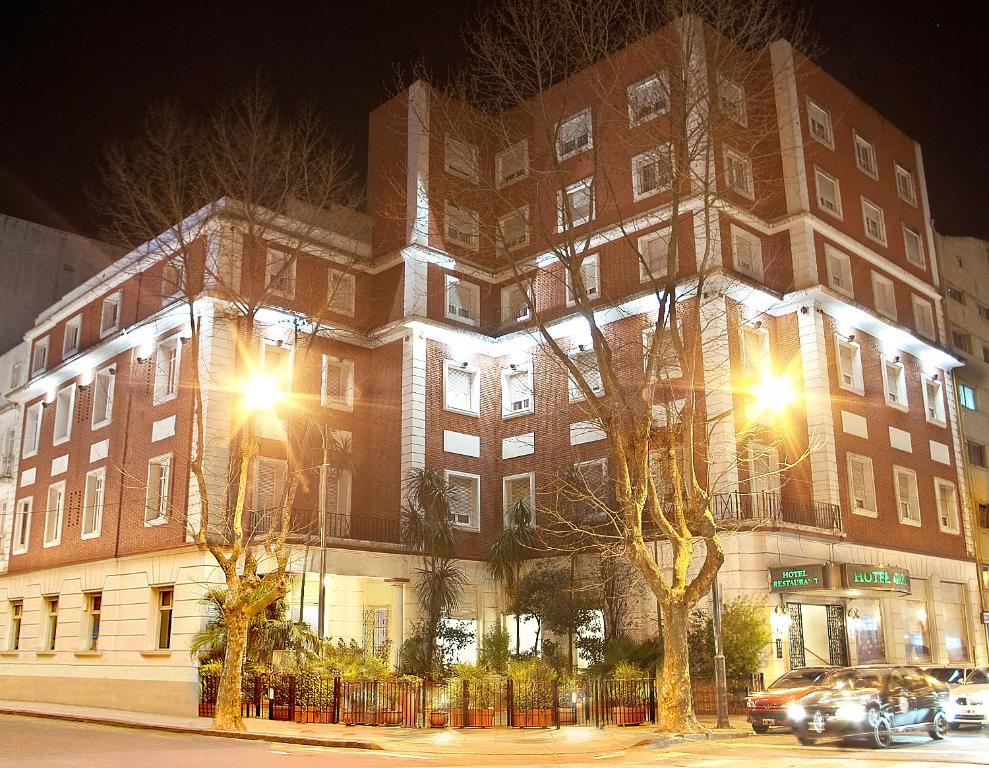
[317,424,328,638]
[711,574,730,729]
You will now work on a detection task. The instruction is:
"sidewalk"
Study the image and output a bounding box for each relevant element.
[0,699,751,756]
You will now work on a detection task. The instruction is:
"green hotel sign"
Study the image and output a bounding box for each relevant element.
[843,564,911,593]
[770,565,825,592]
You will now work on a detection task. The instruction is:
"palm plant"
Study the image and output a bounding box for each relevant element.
[485,497,535,654]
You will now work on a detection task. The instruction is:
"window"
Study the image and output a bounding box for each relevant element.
[739,323,770,375]
[265,249,297,298]
[903,589,931,663]
[52,384,75,445]
[44,482,65,547]
[903,226,925,268]
[923,376,946,426]
[81,468,106,540]
[565,254,600,305]
[497,207,528,252]
[100,293,121,337]
[145,454,172,525]
[12,499,31,555]
[951,329,972,355]
[881,356,907,409]
[723,147,754,199]
[853,132,878,177]
[569,346,603,401]
[31,337,49,376]
[871,272,897,321]
[501,363,533,417]
[260,338,293,391]
[718,76,747,126]
[252,457,286,534]
[639,228,674,282]
[444,360,479,415]
[444,275,480,325]
[895,162,917,205]
[496,140,528,187]
[959,382,977,410]
[92,365,115,428]
[835,337,864,394]
[153,337,181,403]
[161,259,183,302]
[327,269,356,316]
[23,402,42,457]
[503,473,534,526]
[44,597,59,651]
[643,325,682,381]
[446,471,480,529]
[631,145,674,200]
[322,453,352,522]
[0,429,11,476]
[967,440,986,468]
[574,459,608,518]
[861,198,887,245]
[628,73,668,125]
[9,360,22,389]
[825,245,854,297]
[320,356,354,411]
[945,285,963,303]
[912,296,935,340]
[444,136,478,183]
[806,99,834,148]
[934,479,960,533]
[558,178,594,231]
[62,316,82,357]
[984,345,989,364]
[814,167,842,217]
[846,454,877,517]
[8,602,23,651]
[748,443,781,501]
[156,588,174,650]
[86,593,102,650]
[941,582,970,662]
[893,466,921,525]
[500,283,531,324]
[444,202,479,251]
[731,226,764,281]
[556,108,592,160]
[979,305,989,321]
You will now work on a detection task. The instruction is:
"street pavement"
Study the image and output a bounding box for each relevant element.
[0,714,987,768]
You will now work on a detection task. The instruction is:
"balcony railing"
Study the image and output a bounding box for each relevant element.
[277,508,401,546]
[712,491,843,533]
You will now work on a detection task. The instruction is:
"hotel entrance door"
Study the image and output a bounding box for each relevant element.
[787,602,848,668]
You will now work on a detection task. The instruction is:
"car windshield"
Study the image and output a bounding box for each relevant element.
[819,669,884,691]
[768,669,828,689]
[927,668,965,684]
[964,669,989,685]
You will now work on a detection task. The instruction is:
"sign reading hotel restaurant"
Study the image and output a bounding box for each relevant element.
[770,564,825,592]
[843,564,911,593]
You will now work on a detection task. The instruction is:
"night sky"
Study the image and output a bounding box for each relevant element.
[1,0,986,241]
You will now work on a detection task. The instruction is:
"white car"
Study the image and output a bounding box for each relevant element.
[946,668,989,730]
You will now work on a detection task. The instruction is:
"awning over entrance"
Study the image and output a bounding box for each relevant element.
[769,562,911,595]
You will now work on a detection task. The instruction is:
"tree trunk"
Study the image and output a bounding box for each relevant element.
[657,600,702,733]
[212,609,249,731]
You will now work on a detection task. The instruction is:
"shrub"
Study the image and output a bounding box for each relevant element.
[478,624,511,674]
[687,596,771,680]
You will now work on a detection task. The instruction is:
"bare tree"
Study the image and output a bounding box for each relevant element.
[95,80,364,731]
[416,0,813,731]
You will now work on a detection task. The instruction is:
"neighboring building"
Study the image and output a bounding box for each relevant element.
[936,233,989,654]
[0,21,984,717]
[0,343,29,575]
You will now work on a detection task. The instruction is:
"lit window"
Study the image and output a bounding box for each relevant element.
[718,76,747,126]
[100,293,121,337]
[639,228,674,283]
[497,207,529,252]
[959,383,977,410]
[86,593,102,650]
[558,178,594,231]
[825,245,854,298]
[153,337,181,404]
[444,201,479,251]
[912,296,935,340]
[12,499,31,555]
[82,468,106,540]
[846,453,877,517]
[92,365,115,429]
[569,346,603,401]
[62,316,82,358]
[500,283,531,324]
[740,322,770,375]
[895,162,917,205]
[627,73,669,126]
[321,355,354,411]
[881,356,908,409]
[252,457,286,534]
[31,337,49,376]
[44,482,65,547]
[444,136,479,183]
[806,98,834,148]
[893,466,921,525]
[731,226,764,281]
[871,272,897,321]
[445,471,480,529]
[861,198,886,245]
[265,249,297,298]
[444,360,479,415]
[156,588,174,650]
[445,275,480,325]
[556,109,592,160]
[934,479,960,533]
[923,376,946,426]
[903,227,925,268]
[496,140,528,188]
[723,147,754,199]
[565,254,600,305]
[145,454,173,525]
[22,402,42,458]
[835,337,864,395]
[501,363,533,417]
[44,597,59,651]
[814,167,842,218]
[327,269,356,316]
[631,145,674,200]
[53,383,75,445]
[503,473,534,526]
[853,132,878,178]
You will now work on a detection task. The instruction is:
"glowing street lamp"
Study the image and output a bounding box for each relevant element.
[749,372,798,417]
[240,373,283,413]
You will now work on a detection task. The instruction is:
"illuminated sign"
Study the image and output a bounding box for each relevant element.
[770,565,825,592]
[843,564,911,593]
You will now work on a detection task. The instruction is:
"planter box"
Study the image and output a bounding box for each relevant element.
[558,708,575,725]
[380,709,403,726]
[295,707,334,724]
[611,706,647,726]
[512,708,554,728]
[429,711,449,728]
[270,704,292,721]
[450,708,495,728]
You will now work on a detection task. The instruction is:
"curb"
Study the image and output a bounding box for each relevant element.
[0,707,383,750]
[637,729,753,750]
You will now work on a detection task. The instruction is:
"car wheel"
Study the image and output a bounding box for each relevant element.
[948,722,961,731]
[869,716,893,749]
[752,724,770,734]
[797,735,816,746]
[929,711,949,740]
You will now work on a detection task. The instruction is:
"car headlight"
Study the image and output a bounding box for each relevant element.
[745,697,755,709]
[787,703,806,722]
[970,699,984,707]
[834,702,867,722]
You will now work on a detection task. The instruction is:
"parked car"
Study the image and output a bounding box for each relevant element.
[745,667,834,734]
[923,665,974,687]
[786,665,949,748]
[946,667,989,730]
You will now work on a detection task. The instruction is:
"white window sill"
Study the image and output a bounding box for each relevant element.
[632,187,665,204]
[145,517,168,528]
[837,383,865,397]
[864,234,887,248]
[443,404,480,418]
[22,451,38,460]
[557,146,591,163]
[817,204,843,221]
[35,651,57,657]
[451,523,480,533]
[926,417,947,429]
[99,327,118,339]
[851,507,878,519]
[898,517,922,528]
[52,436,70,447]
[884,400,909,413]
[74,650,102,658]
[81,531,102,541]
[152,393,178,407]
[322,401,354,413]
[12,547,27,556]
[91,418,112,431]
[139,649,172,658]
[811,137,835,151]
[502,408,534,420]
[629,110,665,128]
[42,539,61,549]
[0,650,20,657]
[828,285,855,301]
[443,313,479,327]
[938,525,961,536]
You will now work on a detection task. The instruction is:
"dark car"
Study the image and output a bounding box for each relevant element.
[786,665,949,748]
[923,665,974,687]
[745,667,834,733]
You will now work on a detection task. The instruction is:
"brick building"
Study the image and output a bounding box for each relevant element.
[0,20,984,715]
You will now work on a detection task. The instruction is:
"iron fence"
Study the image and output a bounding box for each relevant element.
[713,491,842,532]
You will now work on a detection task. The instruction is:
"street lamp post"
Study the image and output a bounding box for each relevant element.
[317,424,329,638]
[711,574,730,729]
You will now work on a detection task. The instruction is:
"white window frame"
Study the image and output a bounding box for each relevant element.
[739,322,770,375]
[501,363,534,418]
[731,225,764,281]
[556,108,593,160]
[444,275,480,326]
[496,140,528,188]
[846,453,878,518]
[861,197,887,246]
[443,360,480,416]
[145,453,173,526]
[31,337,49,377]
[321,458,352,520]
[893,466,921,526]
[503,472,535,526]
[834,336,865,395]
[813,167,843,219]
[445,470,480,531]
[895,162,917,206]
[23,402,43,458]
[568,345,603,402]
[806,98,834,149]
[444,135,479,183]
[912,295,935,340]
[327,269,356,316]
[959,382,977,411]
[631,144,674,201]
[627,72,669,126]
[44,481,66,548]
[153,336,182,405]
[718,75,747,126]
[825,244,854,298]
[497,207,529,253]
[259,337,294,391]
[574,458,608,514]
[62,316,82,358]
[52,383,76,446]
[557,177,594,231]
[853,131,878,178]
[100,293,122,338]
[934,478,960,534]
[82,467,106,540]
[881,355,908,411]
[903,226,925,269]
[321,355,355,411]
[871,271,897,321]
[444,201,480,251]
[565,253,600,306]
[638,228,674,283]
[91,365,115,429]
[156,587,174,650]
[253,456,287,529]
[643,324,682,381]
[922,375,947,427]
[12,498,31,555]
[500,283,532,324]
[723,146,754,200]
[265,248,297,299]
